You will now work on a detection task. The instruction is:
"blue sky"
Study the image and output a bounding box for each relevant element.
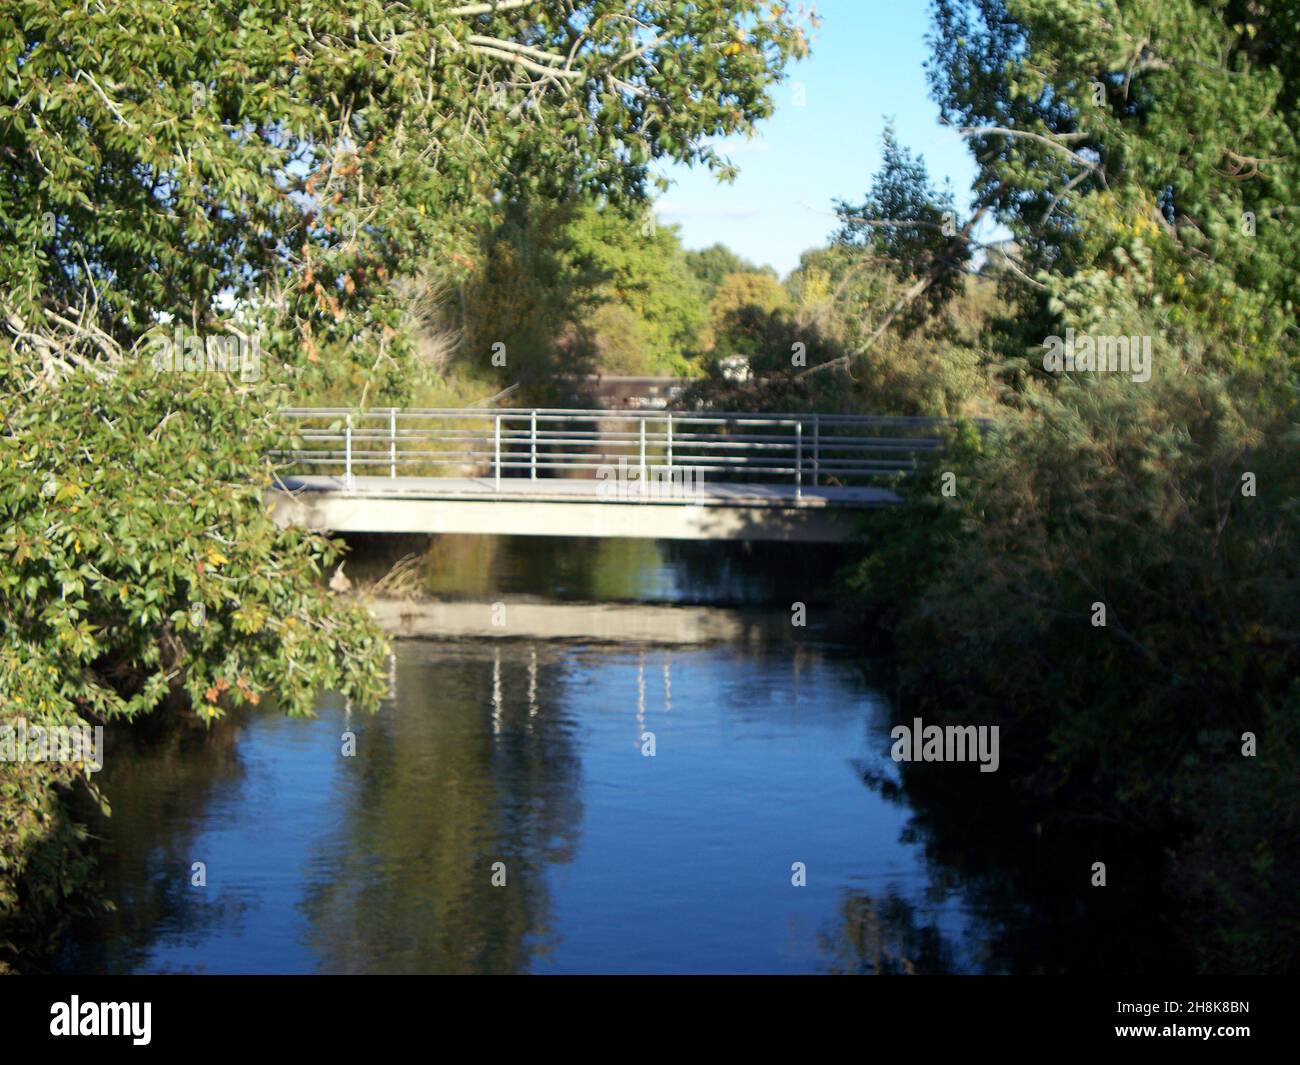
[655,0,978,278]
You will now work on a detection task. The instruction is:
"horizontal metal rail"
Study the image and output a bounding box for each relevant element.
[270,407,961,501]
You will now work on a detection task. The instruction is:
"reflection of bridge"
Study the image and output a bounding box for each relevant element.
[268,408,951,543]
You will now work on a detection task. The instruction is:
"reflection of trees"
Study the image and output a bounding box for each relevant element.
[54,710,252,973]
[301,642,584,973]
[852,753,1194,974]
[819,888,956,975]
[342,533,856,608]
[429,535,666,603]
[656,540,852,607]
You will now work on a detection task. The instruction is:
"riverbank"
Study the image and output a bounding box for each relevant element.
[360,593,854,646]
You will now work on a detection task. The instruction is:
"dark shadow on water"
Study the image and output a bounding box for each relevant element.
[340,533,860,608]
[843,731,1195,974]
[52,709,254,974]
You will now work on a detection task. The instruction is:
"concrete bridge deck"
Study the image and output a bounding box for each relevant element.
[269,475,893,542]
[275,474,898,506]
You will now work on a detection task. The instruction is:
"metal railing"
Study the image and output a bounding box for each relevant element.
[270,407,953,500]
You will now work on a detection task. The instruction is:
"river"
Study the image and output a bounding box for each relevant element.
[53,536,1182,974]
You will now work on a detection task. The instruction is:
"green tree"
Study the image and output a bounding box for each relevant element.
[564,207,711,376]
[447,201,711,391]
[684,243,774,299]
[0,0,812,968]
[3,1,812,386]
[705,270,791,355]
[833,121,969,327]
[928,0,1300,373]
[841,0,1300,972]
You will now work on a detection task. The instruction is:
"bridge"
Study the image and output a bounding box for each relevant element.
[268,408,949,542]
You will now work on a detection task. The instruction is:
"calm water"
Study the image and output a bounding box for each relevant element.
[54,537,1180,974]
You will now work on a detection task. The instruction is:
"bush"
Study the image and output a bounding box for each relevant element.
[847,357,1300,971]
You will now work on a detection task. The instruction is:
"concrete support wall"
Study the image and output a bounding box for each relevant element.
[364,597,802,644]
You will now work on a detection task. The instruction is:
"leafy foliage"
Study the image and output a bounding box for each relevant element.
[563,207,710,376]
[833,122,970,327]
[928,0,1300,372]
[835,0,1300,971]
[685,243,776,299]
[0,0,811,967]
[2,0,812,385]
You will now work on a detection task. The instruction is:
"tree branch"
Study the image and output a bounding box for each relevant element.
[450,0,535,15]
[799,202,994,378]
[468,43,583,81]
[959,125,1101,174]
[467,35,568,67]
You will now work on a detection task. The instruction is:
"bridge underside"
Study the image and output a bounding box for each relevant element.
[269,476,892,543]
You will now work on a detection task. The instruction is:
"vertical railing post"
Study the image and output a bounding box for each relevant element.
[795,419,803,502]
[639,417,647,493]
[344,414,354,492]
[812,414,820,488]
[494,413,501,490]
[665,412,673,477]
[389,408,396,479]
[530,409,537,480]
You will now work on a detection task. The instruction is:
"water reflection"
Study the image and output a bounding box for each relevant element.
[51,521,1195,974]
[848,744,1194,974]
[819,888,958,975]
[300,643,583,974]
[56,712,259,973]
[344,533,855,607]
[58,639,993,974]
